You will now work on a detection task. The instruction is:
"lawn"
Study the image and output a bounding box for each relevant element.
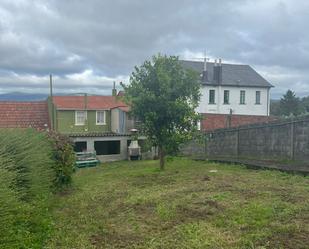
[47,158,309,249]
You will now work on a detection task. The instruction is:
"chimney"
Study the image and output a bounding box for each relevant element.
[213,58,222,84]
[112,81,117,96]
[202,57,208,82]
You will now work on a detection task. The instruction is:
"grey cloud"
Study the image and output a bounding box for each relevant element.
[0,0,308,98]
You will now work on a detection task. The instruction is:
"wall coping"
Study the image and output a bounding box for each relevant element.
[205,115,309,134]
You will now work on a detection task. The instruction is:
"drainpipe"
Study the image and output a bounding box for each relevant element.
[267,88,270,116]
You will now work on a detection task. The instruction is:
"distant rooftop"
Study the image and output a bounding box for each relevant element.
[181,60,273,88]
[52,95,128,110]
[0,101,49,129]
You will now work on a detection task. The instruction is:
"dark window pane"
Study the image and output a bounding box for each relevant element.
[224,90,229,104]
[74,141,87,152]
[256,91,261,104]
[240,90,246,104]
[209,90,215,104]
[94,141,120,155]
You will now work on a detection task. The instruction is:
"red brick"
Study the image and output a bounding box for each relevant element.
[201,113,277,132]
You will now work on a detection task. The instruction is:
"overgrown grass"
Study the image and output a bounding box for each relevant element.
[0,129,56,249]
[48,158,309,249]
[0,129,75,249]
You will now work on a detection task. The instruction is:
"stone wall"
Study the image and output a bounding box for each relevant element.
[206,116,309,162]
[180,139,206,159]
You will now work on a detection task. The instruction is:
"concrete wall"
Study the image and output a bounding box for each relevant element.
[71,136,130,162]
[197,85,270,116]
[206,116,309,162]
[180,139,206,159]
[72,135,157,162]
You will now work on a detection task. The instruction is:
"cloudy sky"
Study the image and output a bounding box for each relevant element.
[0,0,308,99]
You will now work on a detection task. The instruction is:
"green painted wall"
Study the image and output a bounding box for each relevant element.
[56,110,111,133]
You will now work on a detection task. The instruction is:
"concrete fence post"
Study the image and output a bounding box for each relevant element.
[290,120,295,160]
[236,129,240,158]
[204,134,207,158]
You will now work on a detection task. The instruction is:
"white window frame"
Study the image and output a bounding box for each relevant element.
[96,110,106,125]
[75,110,87,126]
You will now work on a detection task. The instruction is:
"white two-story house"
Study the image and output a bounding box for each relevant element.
[182,59,274,131]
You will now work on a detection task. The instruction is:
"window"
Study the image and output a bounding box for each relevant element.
[75,111,87,125]
[74,141,87,152]
[96,111,106,125]
[223,90,230,104]
[240,90,246,104]
[255,91,261,104]
[94,141,120,155]
[209,90,215,104]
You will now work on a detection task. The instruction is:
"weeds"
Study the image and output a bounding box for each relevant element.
[47,158,309,248]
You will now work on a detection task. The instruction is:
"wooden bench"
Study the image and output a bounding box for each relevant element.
[75,151,100,168]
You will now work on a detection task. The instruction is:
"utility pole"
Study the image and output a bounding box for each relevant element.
[50,74,54,130]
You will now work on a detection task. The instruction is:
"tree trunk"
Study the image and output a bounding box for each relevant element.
[159,146,165,170]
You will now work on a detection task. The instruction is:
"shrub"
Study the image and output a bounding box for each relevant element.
[47,131,76,189]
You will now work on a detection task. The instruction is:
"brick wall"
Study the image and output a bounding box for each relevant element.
[201,113,277,132]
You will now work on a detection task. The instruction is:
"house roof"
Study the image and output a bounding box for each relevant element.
[181,60,273,88]
[0,101,49,129]
[52,96,129,111]
[66,132,131,137]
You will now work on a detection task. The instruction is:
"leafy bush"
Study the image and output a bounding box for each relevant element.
[0,128,75,248]
[48,131,75,189]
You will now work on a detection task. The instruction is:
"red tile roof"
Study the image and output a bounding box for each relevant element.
[0,101,49,129]
[52,96,128,110]
[117,106,130,112]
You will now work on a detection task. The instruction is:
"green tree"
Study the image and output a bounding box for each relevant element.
[122,55,201,170]
[270,99,281,116]
[301,96,309,113]
[279,89,302,116]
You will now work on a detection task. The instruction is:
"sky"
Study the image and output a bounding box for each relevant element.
[0,0,309,99]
